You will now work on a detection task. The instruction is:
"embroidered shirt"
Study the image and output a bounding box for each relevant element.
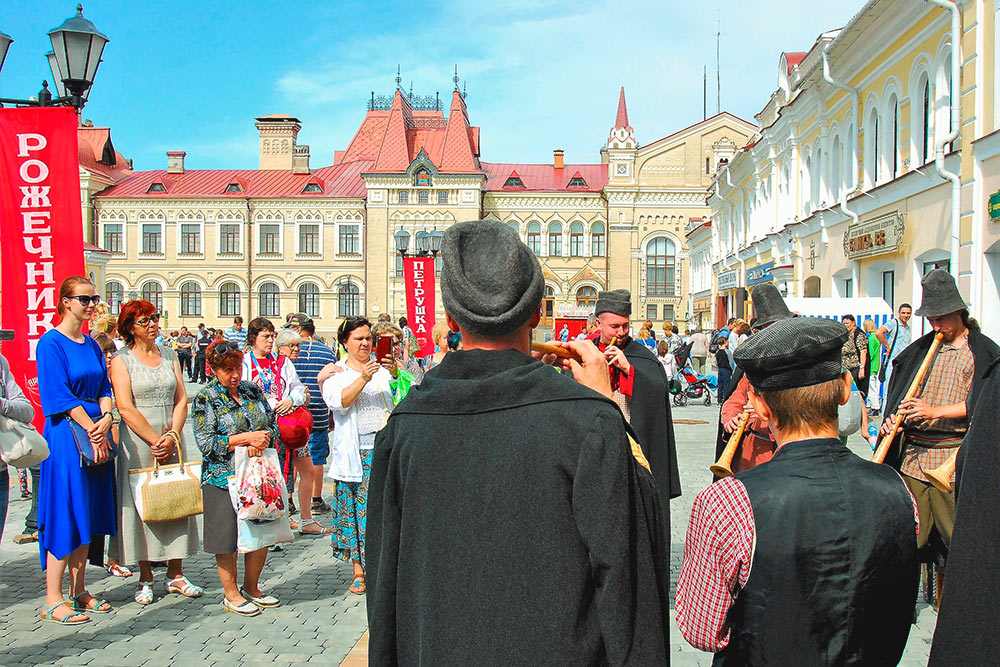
[190,379,280,489]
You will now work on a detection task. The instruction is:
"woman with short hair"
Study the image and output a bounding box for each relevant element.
[427,322,450,371]
[109,300,202,605]
[36,276,117,624]
[191,341,282,616]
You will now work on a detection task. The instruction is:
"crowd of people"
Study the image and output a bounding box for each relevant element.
[1,219,997,664]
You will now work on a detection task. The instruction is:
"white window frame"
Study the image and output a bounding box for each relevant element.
[257,281,282,318]
[139,221,165,257]
[217,280,243,318]
[294,213,324,259]
[215,213,245,259]
[335,218,364,258]
[101,221,126,256]
[297,281,322,318]
[256,221,284,258]
[177,219,205,257]
[179,280,204,317]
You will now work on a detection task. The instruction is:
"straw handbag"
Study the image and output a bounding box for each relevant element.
[130,442,203,523]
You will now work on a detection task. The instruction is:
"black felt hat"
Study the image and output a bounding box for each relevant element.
[440,220,545,336]
[595,289,632,318]
[734,316,848,390]
[750,284,793,329]
[284,313,312,328]
[915,269,967,317]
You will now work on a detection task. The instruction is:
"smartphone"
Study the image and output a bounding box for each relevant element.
[375,335,393,361]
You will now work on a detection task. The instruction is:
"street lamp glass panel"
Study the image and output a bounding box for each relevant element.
[45,51,68,98]
[415,231,430,254]
[429,229,443,254]
[47,5,109,87]
[393,229,410,254]
[0,29,12,77]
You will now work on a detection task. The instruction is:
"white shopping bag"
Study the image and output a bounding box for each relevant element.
[227,476,295,553]
[233,448,288,521]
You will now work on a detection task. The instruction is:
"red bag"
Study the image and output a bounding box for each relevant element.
[277,406,313,447]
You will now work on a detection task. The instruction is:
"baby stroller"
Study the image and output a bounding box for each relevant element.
[671,342,713,407]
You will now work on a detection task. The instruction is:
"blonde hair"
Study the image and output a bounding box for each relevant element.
[432,321,449,346]
[372,322,403,340]
[91,313,117,335]
[638,327,652,339]
[863,319,877,333]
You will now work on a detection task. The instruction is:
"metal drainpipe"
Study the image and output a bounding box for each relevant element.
[823,44,860,226]
[927,0,962,281]
[246,197,253,320]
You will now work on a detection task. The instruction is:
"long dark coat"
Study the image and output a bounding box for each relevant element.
[365,349,671,666]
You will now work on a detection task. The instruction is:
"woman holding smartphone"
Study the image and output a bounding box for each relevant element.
[319,316,396,594]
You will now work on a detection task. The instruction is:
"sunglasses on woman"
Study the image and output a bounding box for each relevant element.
[213,341,242,355]
[65,294,102,307]
[135,314,161,327]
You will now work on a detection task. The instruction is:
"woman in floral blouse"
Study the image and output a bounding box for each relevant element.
[190,341,281,617]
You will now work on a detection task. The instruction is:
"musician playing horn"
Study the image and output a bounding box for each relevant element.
[878,269,999,563]
[677,316,919,665]
[716,284,794,474]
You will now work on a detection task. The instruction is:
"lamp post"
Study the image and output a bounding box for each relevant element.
[0,5,109,112]
[394,228,442,259]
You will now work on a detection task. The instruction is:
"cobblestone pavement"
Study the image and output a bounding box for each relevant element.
[2,395,935,665]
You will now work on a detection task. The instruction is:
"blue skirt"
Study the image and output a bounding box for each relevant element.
[37,414,117,569]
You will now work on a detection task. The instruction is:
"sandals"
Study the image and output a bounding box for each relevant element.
[349,576,366,595]
[41,600,90,625]
[222,597,261,617]
[134,582,154,606]
[240,588,280,608]
[298,519,333,536]
[289,519,300,531]
[71,591,113,614]
[106,562,133,578]
[166,575,204,598]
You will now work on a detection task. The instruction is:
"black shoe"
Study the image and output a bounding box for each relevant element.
[20,490,32,500]
[311,499,332,515]
[288,497,297,515]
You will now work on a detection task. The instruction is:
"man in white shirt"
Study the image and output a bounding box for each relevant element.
[875,304,912,393]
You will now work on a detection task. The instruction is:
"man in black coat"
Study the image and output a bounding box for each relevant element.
[366,221,671,665]
[928,356,1000,665]
[587,289,682,526]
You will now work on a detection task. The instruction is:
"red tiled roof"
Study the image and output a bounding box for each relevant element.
[482,163,608,193]
[784,52,807,74]
[95,159,373,199]
[614,87,631,129]
[83,242,111,254]
[78,126,133,183]
[342,89,481,174]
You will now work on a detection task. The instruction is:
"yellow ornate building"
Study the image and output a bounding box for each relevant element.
[93,83,754,337]
[708,0,1000,341]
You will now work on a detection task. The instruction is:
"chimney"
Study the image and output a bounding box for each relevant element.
[166,151,186,174]
[254,114,302,170]
[553,149,565,170]
[293,145,311,174]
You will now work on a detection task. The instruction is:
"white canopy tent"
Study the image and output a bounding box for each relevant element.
[782,297,895,329]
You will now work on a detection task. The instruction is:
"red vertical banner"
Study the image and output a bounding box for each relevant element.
[403,256,436,357]
[0,107,86,432]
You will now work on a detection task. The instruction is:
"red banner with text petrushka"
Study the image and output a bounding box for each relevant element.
[0,107,86,432]
[402,256,436,358]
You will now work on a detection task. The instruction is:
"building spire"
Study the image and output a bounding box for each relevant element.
[615,86,630,129]
[396,65,402,90]
[454,65,460,91]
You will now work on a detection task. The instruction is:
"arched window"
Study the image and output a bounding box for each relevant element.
[219,281,241,317]
[141,281,163,312]
[831,136,842,201]
[338,281,360,318]
[548,222,563,256]
[106,280,124,315]
[507,221,519,236]
[591,223,606,256]
[258,282,279,317]
[569,222,584,256]
[298,282,320,317]
[804,276,821,298]
[938,53,954,152]
[812,146,823,207]
[180,281,202,317]
[646,238,676,296]
[885,94,899,179]
[920,75,931,164]
[526,222,541,255]
[394,231,409,277]
[577,285,598,308]
[866,107,880,187]
[802,153,812,216]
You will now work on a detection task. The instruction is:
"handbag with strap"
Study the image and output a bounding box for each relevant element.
[69,418,118,467]
[0,414,49,468]
[129,440,203,523]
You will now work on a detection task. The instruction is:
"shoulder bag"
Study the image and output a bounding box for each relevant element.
[0,415,49,468]
[878,322,900,383]
[129,439,203,523]
[68,414,118,467]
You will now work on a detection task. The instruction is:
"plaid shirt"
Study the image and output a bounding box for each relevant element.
[677,467,919,653]
[190,379,279,489]
[900,334,974,482]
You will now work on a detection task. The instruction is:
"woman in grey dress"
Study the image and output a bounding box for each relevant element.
[109,300,202,606]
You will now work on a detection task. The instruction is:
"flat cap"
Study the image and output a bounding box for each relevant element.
[595,289,632,318]
[440,220,545,336]
[284,313,313,328]
[733,317,848,390]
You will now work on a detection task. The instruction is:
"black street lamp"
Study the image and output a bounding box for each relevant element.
[395,227,442,258]
[0,5,109,112]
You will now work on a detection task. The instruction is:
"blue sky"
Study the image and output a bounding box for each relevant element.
[2,1,859,171]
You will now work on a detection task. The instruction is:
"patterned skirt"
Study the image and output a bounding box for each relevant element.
[332,437,374,568]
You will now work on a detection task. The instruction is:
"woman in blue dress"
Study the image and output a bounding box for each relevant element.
[36,276,117,625]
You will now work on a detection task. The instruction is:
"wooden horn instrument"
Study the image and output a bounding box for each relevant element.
[872,332,945,464]
[926,449,959,493]
[710,411,751,478]
[531,341,583,362]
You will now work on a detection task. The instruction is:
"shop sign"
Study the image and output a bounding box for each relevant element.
[693,297,712,311]
[717,269,739,290]
[746,261,775,286]
[843,212,904,260]
[989,190,1000,220]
